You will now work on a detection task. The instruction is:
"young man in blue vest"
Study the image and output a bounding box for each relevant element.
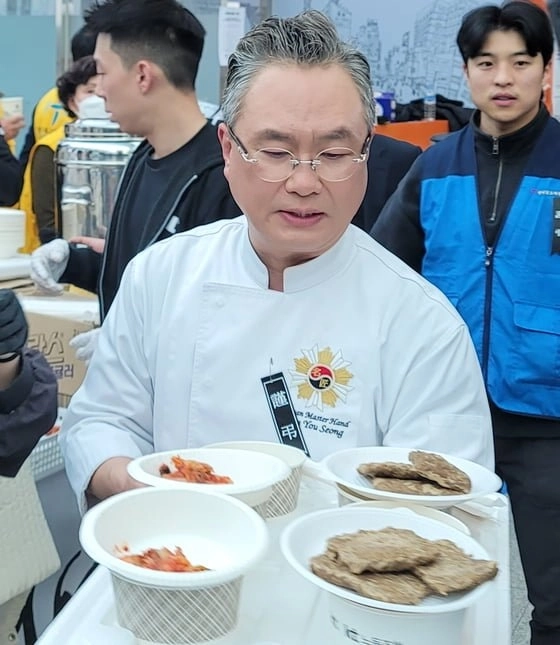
[372,3,558,643]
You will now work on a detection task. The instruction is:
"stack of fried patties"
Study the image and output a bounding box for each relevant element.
[310,527,498,605]
[358,450,472,496]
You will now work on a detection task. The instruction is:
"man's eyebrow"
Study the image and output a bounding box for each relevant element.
[253,127,357,145]
[474,49,530,57]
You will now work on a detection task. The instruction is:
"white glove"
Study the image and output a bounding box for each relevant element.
[69,327,100,364]
[30,239,70,293]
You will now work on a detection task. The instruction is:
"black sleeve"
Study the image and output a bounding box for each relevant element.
[370,155,426,274]
[31,145,56,233]
[0,347,58,478]
[179,163,242,230]
[59,244,102,294]
[19,110,37,170]
[0,135,23,207]
[355,136,422,232]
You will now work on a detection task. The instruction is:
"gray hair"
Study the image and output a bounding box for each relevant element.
[221,10,375,131]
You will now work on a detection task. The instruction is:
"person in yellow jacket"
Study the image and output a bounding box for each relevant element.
[19,56,98,252]
[19,25,96,170]
[29,87,73,148]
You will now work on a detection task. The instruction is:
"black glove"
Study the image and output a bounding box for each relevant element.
[0,289,28,355]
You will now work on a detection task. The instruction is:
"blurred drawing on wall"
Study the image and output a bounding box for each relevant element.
[272,0,492,105]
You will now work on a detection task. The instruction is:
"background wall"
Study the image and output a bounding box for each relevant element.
[272,0,490,105]
[0,0,556,153]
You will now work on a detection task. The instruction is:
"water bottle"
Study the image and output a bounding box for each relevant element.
[424,88,436,121]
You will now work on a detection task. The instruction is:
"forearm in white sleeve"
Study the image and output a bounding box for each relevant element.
[59,259,155,511]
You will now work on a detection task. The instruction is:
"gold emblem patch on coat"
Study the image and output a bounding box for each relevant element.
[291,345,353,410]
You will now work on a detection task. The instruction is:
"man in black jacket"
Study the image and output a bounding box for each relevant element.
[30,0,242,361]
[353,134,420,232]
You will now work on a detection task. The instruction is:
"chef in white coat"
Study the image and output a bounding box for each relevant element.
[60,10,494,512]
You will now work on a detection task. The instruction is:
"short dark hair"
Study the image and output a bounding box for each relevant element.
[71,24,98,61]
[84,0,205,91]
[457,1,554,66]
[56,55,98,117]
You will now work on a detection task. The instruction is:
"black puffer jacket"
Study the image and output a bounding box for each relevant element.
[395,94,474,132]
[0,348,58,477]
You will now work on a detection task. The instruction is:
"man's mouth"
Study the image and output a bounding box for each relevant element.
[492,94,516,105]
[282,210,324,218]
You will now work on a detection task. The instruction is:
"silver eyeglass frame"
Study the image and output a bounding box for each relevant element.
[226,126,371,183]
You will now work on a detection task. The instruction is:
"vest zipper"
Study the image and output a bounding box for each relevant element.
[482,246,495,380]
[488,137,502,223]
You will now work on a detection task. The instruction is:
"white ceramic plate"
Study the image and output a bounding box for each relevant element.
[127,448,290,502]
[280,505,496,613]
[304,446,501,509]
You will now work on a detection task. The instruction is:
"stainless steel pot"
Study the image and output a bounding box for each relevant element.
[55,118,142,240]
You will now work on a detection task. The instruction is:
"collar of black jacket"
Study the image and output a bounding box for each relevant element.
[471,103,549,159]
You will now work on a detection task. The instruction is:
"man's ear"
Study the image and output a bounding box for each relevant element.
[543,59,553,92]
[136,60,154,94]
[218,122,233,167]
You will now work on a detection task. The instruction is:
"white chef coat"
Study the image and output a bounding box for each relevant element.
[60,217,494,510]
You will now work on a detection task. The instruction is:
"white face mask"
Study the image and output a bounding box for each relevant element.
[77,94,111,119]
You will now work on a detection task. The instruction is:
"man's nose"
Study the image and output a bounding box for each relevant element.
[285,160,322,195]
[493,62,513,86]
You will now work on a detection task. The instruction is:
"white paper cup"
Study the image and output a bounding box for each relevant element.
[351,499,471,535]
[205,441,307,517]
[80,487,268,644]
[0,209,25,258]
[328,594,466,645]
[127,448,290,520]
[0,97,23,117]
[336,488,471,534]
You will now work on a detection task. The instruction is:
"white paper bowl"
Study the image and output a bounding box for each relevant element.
[350,499,471,535]
[280,505,495,614]
[127,448,291,513]
[327,594,466,645]
[0,208,25,259]
[80,487,268,643]
[204,441,307,517]
[305,446,501,509]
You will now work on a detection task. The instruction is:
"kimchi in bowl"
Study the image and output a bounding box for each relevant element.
[127,447,291,512]
[79,487,268,643]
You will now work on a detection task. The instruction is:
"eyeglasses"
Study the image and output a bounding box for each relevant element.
[227,126,371,183]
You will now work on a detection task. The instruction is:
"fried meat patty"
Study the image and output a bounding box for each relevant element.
[409,451,471,493]
[310,553,430,604]
[413,539,498,595]
[357,462,422,480]
[326,528,440,574]
[372,477,459,496]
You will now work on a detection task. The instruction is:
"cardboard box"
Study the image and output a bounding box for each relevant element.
[26,312,97,407]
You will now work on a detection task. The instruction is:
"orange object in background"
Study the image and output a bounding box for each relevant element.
[376,119,449,150]
[378,0,553,150]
